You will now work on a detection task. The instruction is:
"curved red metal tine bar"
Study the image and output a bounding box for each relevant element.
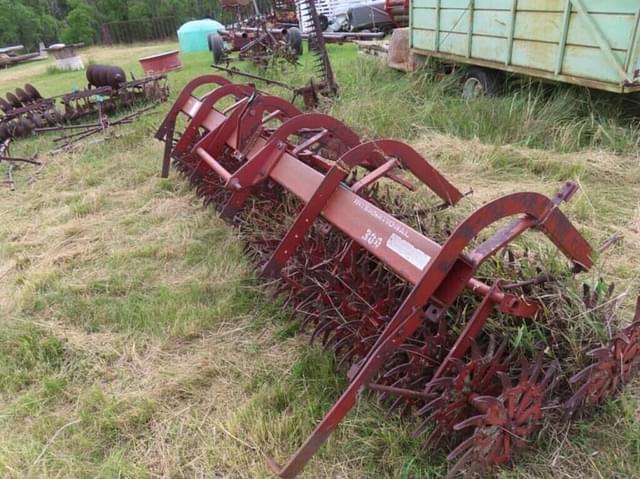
[156,75,235,178]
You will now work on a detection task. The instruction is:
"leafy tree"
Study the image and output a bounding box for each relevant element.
[61,0,97,45]
[0,0,233,48]
[39,14,62,45]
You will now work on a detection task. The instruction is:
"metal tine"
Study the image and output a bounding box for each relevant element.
[529,353,544,384]
[497,371,512,392]
[421,426,447,451]
[332,333,357,355]
[452,413,486,431]
[386,394,410,417]
[338,346,360,368]
[470,339,482,362]
[415,391,448,417]
[585,344,610,358]
[478,338,508,385]
[484,334,497,358]
[470,394,501,413]
[310,317,336,343]
[383,361,411,379]
[423,376,454,392]
[321,320,340,346]
[518,355,531,383]
[412,410,435,437]
[541,360,559,389]
[563,381,589,414]
[446,436,475,464]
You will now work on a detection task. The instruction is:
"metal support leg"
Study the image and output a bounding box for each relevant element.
[268,308,423,479]
[161,120,175,178]
[433,282,499,379]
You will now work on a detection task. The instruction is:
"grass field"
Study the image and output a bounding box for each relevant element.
[1,41,639,478]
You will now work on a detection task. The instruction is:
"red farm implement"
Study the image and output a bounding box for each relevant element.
[157,76,640,477]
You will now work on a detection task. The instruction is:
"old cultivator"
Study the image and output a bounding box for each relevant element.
[157,77,640,477]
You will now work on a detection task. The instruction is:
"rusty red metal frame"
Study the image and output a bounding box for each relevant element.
[157,77,594,478]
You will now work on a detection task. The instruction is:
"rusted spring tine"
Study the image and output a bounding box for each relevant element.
[311,318,340,344]
[329,319,366,341]
[502,273,555,290]
[351,158,397,194]
[291,129,329,156]
[332,332,360,355]
[222,97,250,115]
[261,109,282,124]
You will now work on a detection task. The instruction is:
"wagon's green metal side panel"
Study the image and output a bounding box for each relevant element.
[410,0,640,93]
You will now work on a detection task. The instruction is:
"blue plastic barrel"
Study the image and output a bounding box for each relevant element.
[177,19,226,53]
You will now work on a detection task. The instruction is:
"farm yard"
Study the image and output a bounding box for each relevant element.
[1,39,640,479]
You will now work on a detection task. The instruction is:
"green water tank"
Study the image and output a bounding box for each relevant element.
[177,19,226,53]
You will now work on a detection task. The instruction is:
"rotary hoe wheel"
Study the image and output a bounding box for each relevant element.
[564,297,640,416]
[445,357,557,478]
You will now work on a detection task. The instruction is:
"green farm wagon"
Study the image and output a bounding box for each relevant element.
[389,1,640,96]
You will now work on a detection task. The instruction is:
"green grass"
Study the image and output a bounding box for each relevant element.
[0,41,639,478]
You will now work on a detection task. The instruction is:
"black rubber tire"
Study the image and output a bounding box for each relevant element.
[319,14,330,31]
[208,33,226,64]
[462,67,501,100]
[286,27,303,56]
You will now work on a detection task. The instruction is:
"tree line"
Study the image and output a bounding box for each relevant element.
[0,0,220,50]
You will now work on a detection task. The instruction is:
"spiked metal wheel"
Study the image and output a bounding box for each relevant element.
[446,358,557,478]
[564,298,640,416]
[413,339,509,448]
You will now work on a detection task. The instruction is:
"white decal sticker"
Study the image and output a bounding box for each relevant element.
[386,234,431,270]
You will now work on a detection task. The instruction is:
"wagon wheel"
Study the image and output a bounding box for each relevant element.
[446,358,557,478]
[462,67,501,100]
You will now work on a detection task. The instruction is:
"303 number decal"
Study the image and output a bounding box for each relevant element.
[362,228,383,249]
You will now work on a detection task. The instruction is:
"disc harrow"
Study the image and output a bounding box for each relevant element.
[157,77,640,477]
[0,64,168,143]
